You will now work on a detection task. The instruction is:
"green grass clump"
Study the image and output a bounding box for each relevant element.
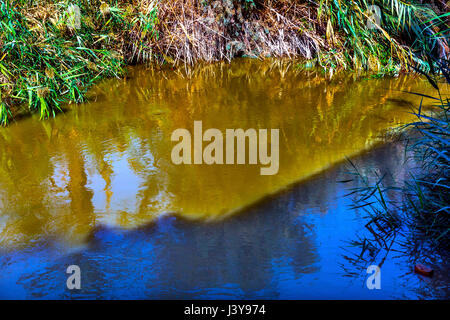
[317,0,448,75]
[0,0,159,125]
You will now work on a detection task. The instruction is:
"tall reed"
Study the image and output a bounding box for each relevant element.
[343,51,449,264]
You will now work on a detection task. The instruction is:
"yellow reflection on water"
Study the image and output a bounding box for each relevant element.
[0,59,443,247]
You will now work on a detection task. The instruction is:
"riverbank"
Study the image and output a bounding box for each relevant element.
[0,0,448,124]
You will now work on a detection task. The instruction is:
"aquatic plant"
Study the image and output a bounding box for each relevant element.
[343,52,449,265]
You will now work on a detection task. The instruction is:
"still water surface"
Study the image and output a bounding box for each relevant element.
[0,59,446,299]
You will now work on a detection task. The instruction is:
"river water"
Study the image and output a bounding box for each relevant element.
[0,59,446,299]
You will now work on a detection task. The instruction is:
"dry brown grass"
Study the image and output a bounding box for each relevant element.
[147,0,325,65]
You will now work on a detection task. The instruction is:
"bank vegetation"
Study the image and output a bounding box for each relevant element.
[0,0,448,124]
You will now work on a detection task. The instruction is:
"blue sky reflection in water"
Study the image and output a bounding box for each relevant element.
[1,144,446,299]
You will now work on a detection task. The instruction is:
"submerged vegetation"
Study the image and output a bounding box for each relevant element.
[0,0,448,124]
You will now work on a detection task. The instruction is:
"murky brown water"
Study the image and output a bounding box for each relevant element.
[0,59,439,248]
